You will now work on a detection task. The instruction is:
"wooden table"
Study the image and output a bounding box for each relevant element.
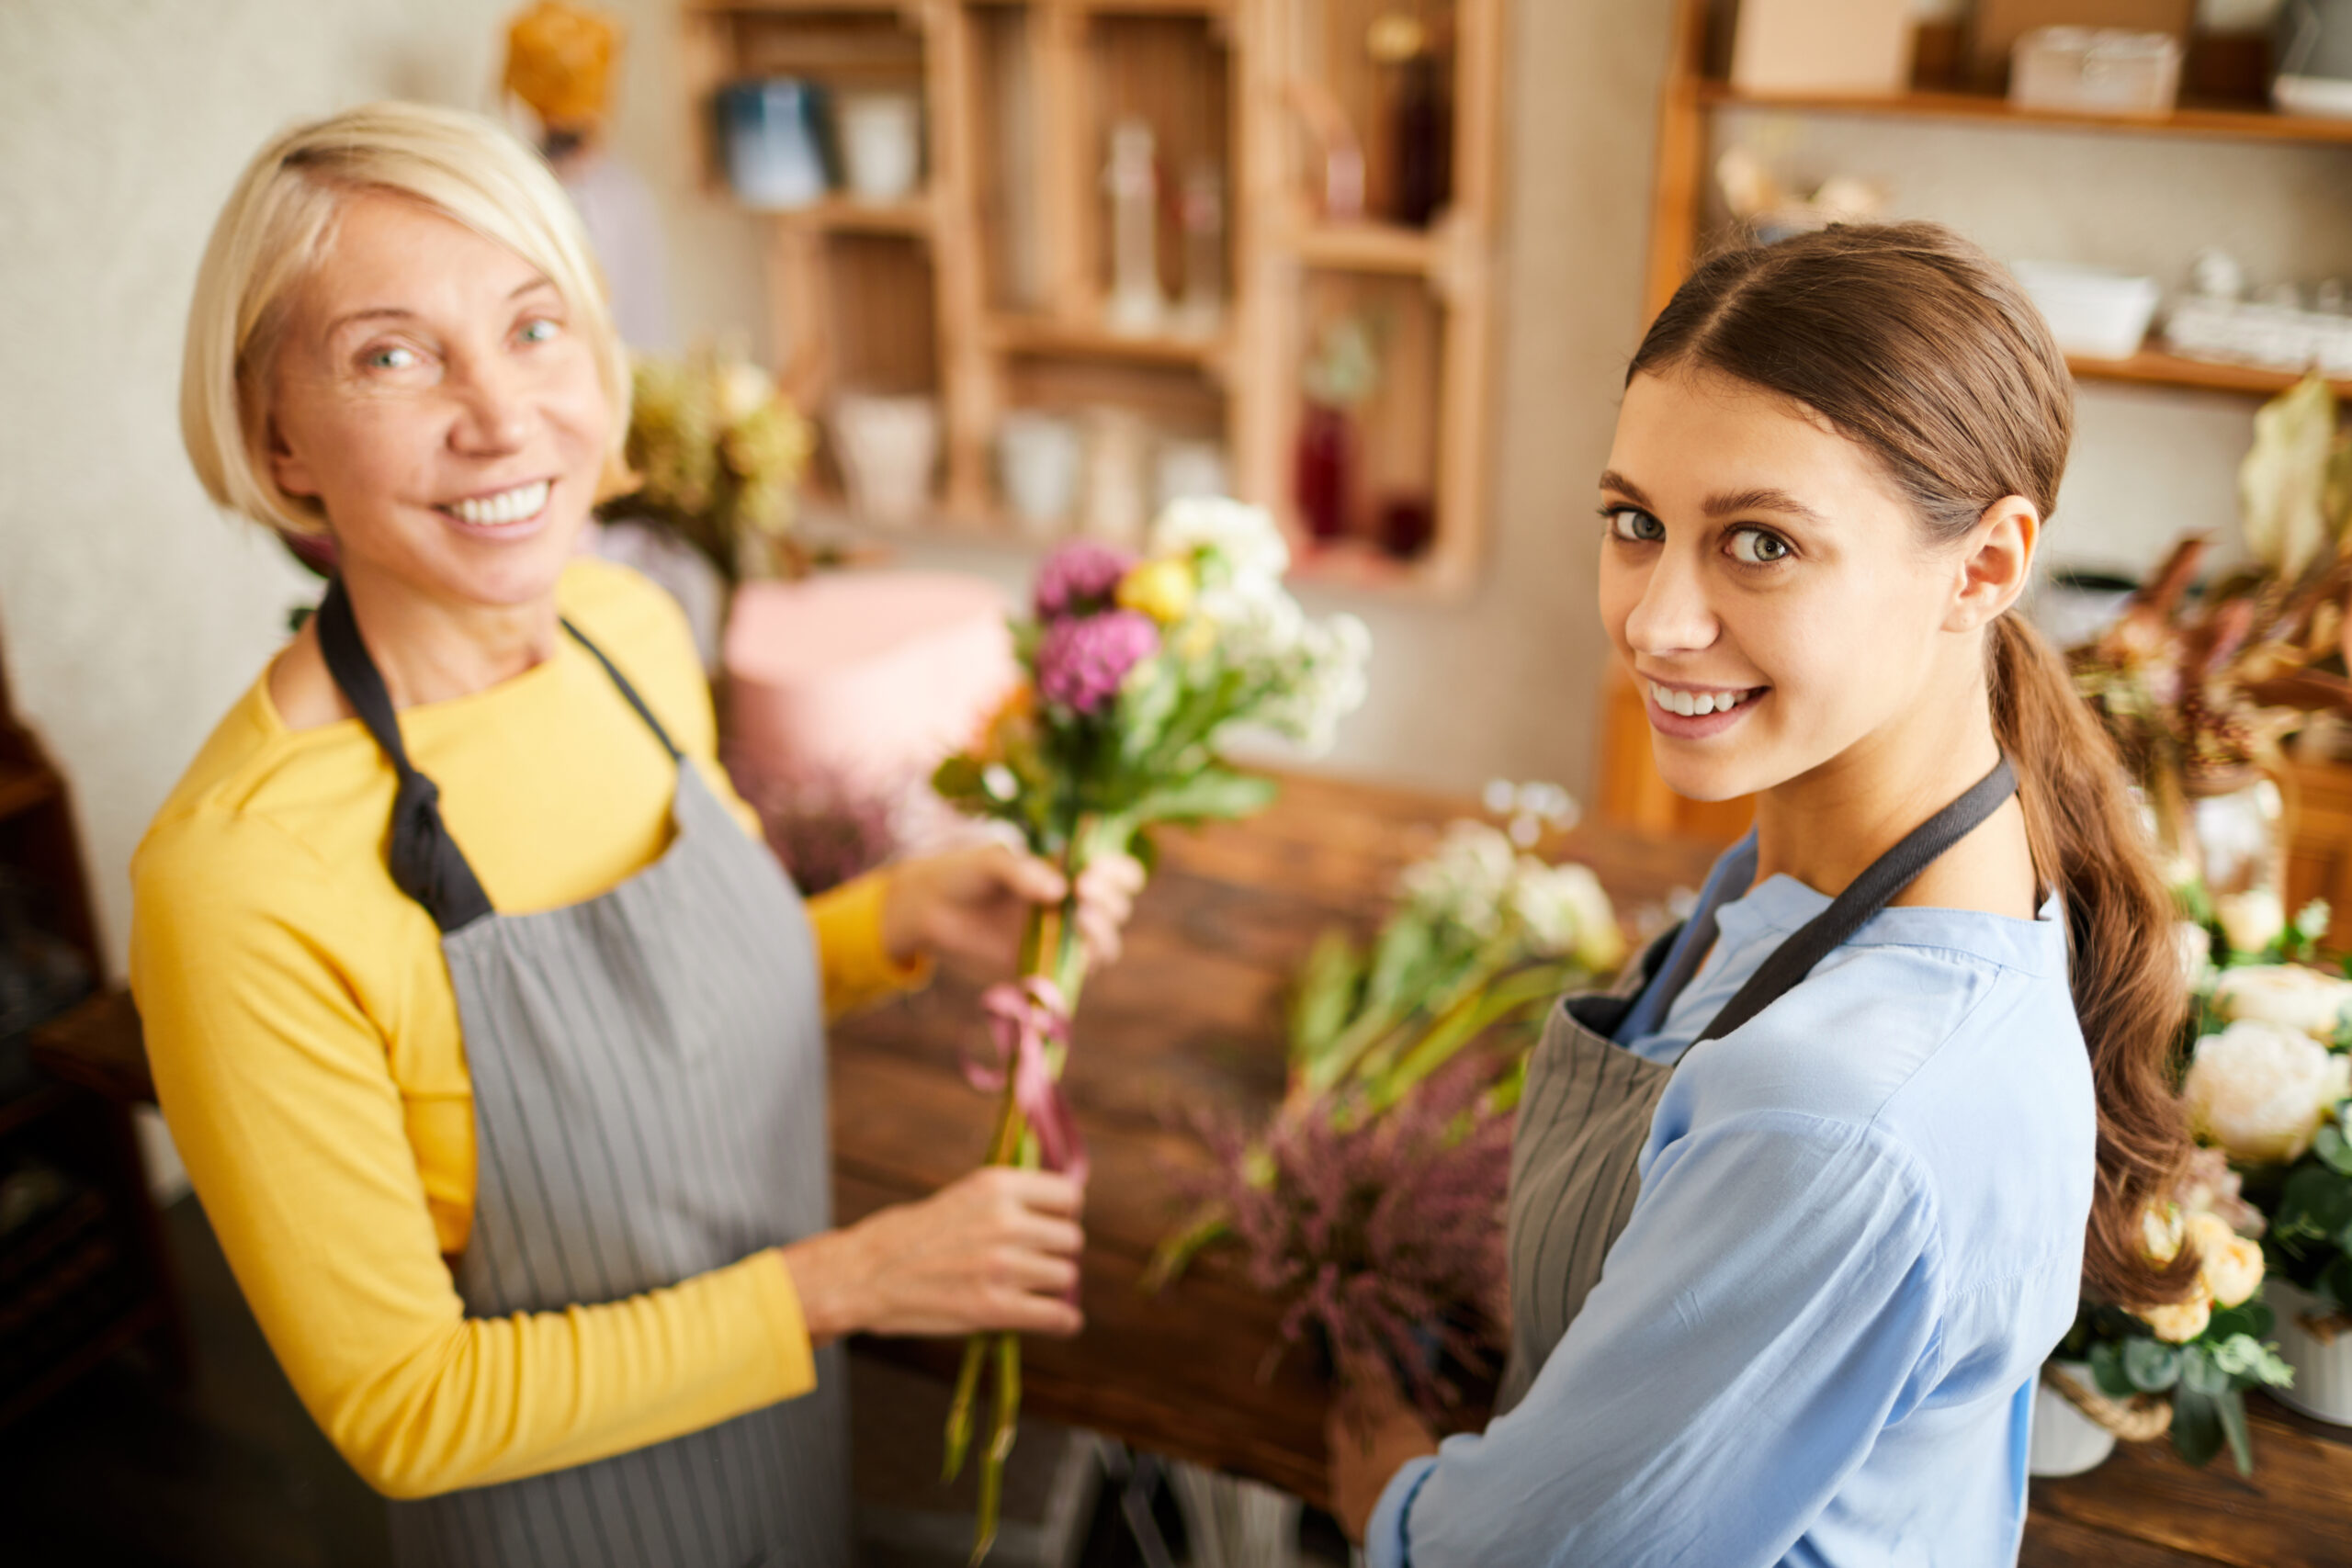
[829,773,2352,1568]
[37,772,2352,1564]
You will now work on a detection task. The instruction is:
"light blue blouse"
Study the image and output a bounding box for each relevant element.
[1367,835,2096,1567]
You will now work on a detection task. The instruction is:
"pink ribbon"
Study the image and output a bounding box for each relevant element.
[967,976,1090,1187]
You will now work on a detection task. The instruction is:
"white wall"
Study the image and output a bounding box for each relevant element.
[0,0,763,986]
[0,0,2333,996]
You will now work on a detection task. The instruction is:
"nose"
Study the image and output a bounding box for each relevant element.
[446,349,530,457]
[1621,540,1719,659]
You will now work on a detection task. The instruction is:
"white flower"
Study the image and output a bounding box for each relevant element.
[2216,887,2287,956]
[2298,897,2334,944]
[2181,1019,2352,1165]
[1507,861,1625,971]
[1254,611,1371,753]
[2143,1201,2187,1265]
[1400,820,1517,937]
[2187,1211,2266,1309]
[717,359,775,424]
[1148,497,1290,583]
[1195,580,1305,667]
[2211,964,2352,1041]
[2177,921,2216,992]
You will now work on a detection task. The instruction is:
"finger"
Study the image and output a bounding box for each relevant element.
[1076,879,1136,931]
[1081,852,1146,896]
[1004,1213,1086,1257]
[1077,908,1124,967]
[984,1289,1085,1337]
[993,1247,1081,1296]
[998,849,1069,905]
[992,1168,1086,1217]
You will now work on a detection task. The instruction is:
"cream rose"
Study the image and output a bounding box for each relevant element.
[2187,1211,2266,1309]
[2216,887,2287,956]
[2211,963,2352,1041]
[2181,1019,2352,1165]
[2177,921,2216,991]
[2142,1294,2213,1344]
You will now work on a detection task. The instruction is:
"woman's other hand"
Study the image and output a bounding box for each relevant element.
[1327,1371,1441,1545]
[881,843,1145,973]
[776,1168,1086,1343]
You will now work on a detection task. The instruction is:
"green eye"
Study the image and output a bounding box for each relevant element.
[1604,507,1664,543]
[518,317,560,344]
[1728,527,1790,564]
[366,345,417,371]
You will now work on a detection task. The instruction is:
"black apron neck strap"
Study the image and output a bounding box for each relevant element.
[1691,756,2019,1045]
[560,616,683,761]
[313,580,684,934]
[315,579,495,934]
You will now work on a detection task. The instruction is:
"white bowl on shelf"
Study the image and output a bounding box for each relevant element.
[2011,260,2163,360]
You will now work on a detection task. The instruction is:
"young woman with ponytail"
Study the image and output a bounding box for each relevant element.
[1329,221,2202,1565]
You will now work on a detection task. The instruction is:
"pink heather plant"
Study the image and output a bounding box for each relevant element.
[1033,540,1137,619]
[1177,1057,1512,1426]
[1036,609,1159,716]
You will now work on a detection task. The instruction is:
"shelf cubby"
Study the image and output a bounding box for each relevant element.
[686,0,1504,599]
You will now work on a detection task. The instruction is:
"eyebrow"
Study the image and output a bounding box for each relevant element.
[323,275,557,337]
[1597,470,1827,527]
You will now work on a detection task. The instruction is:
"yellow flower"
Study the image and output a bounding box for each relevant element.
[2142,1201,2186,1265]
[1116,558,1197,624]
[2187,1211,2266,1308]
[2141,1293,2213,1344]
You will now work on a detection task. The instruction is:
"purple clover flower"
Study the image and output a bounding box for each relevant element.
[1033,540,1137,619]
[1035,609,1158,716]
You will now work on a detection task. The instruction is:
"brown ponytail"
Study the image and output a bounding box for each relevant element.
[1631,222,2199,1308]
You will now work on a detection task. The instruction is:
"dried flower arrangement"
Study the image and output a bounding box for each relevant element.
[603,347,814,582]
[1151,814,1625,1428]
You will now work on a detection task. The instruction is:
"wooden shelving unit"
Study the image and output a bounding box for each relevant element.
[683,0,1506,598]
[1601,0,2352,839]
[0,633,187,1431]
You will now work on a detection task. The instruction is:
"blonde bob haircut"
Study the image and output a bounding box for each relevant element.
[180,100,631,537]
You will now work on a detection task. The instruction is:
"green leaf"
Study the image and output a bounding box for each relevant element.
[2178,1345,2231,1398]
[2216,1387,2256,1477]
[1289,929,1367,1062]
[2123,1336,2182,1393]
[2172,1387,2224,1469]
[2318,1122,2352,1176]
[1123,768,1279,829]
[2089,1338,2133,1399]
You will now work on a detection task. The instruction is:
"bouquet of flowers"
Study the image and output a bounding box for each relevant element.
[2055,1145,2292,1474]
[929,499,1370,1562]
[1151,813,1625,1426]
[605,346,813,582]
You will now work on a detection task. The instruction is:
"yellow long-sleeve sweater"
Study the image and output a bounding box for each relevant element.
[130,558,921,1499]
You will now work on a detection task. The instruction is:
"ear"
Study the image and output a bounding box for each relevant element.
[1945,495,2039,634]
[266,411,321,502]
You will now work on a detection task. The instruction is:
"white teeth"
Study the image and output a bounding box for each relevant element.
[1652,682,1754,720]
[447,480,550,527]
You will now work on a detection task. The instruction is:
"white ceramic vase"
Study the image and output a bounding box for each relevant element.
[831,392,940,527]
[836,91,922,203]
[998,412,1082,539]
[2268,1278,2352,1426]
[2027,1362,2118,1478]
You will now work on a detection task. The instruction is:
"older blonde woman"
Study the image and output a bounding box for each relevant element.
[135,102,1136,1567]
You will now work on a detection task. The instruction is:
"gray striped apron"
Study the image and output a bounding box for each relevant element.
[315,581,851,1568]
[1497,758,2018,1415]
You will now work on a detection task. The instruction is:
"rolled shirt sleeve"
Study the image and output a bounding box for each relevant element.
[1372,1110,1944,1568]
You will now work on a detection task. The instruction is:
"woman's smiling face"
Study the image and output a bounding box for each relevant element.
[266,190,610,613]
[1598,367,1978,804]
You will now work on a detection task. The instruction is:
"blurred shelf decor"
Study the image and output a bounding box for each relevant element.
[680,0,1507,599]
